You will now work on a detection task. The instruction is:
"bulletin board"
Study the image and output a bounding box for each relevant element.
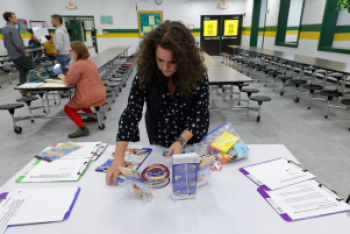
[224,20,238,36]
[203,20,218,37]
[138,11,163,37]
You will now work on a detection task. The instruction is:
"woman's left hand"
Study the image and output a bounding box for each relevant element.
[166,141,183,158]
[57,74,65,80]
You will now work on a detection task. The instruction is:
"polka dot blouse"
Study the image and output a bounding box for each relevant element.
[117,75,209,147]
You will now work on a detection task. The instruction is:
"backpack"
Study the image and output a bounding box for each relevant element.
[26,69,51,83]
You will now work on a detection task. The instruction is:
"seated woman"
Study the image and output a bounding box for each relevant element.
[58,41,107,138]
[106,20,209,186]
[43,35,55,59]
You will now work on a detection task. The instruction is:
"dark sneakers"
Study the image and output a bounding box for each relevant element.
[82,117,97,122]
[68,126,90,138]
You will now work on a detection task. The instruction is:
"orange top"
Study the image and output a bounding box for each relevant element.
[65,59,107,108]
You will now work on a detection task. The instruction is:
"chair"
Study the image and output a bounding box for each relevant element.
[250,96,272,122]
[0,103,25,134]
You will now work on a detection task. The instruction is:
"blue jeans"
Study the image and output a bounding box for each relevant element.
[56,54,71,68]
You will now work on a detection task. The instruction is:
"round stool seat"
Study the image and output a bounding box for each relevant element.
[278,76,293,80]
[109,78,122,82]
[316,69,327,75]
[250,96,271,102]
[302,84,323,91]
[268,71,282,77]
[328,73,343,79]
[0,103,24,110]
[233,83,249,88]
[320,90,343,98]
[123,62,133,66]
[290,79,307,85]
[264,69,273,73]
[106,93,113,98]
[104,82,121,87]
[105,87,115,92]
[116,70,128,74]
[305,67,316,72]
[341,99,350,106]
[112,74,125,78]
[241,88,259,94]
[1,67,11,72]
[16,96,39,102]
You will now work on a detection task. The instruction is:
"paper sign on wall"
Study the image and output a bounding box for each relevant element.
[204,20,218,37]
[224,20,238,36]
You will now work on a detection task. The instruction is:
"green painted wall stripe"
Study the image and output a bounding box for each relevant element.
[242,27,252,30]
[335,25,350,33]
[258,27,265,31]
[287,26,299,30]
[264,26,278,31]
[300,24,322,32]
[103,29,139,33]
[190,28,201,33]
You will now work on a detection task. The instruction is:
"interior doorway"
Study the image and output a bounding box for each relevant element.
[200,15,243,56]
[61,16,97,53]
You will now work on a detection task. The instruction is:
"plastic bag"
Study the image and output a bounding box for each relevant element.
[194,121,249,164]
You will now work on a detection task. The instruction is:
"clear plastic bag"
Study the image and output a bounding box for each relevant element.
[194,121,249,164]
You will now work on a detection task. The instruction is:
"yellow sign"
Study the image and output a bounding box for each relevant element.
[204,20,218,37]
[224,20,238,36]
[149,15,155,26]
[143,26,152,33]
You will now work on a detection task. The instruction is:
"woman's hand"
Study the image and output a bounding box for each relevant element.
[166,141,183,158]
[106,158,125,186]
[57,74,65,80]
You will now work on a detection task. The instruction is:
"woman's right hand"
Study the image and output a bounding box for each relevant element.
[106,158,125,186]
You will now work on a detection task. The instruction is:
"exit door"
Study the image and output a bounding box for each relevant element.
[70,20,86,42]
[200,15,242,56]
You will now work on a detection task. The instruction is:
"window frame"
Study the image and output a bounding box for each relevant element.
[274,0,306,48]
[317,0,350,55]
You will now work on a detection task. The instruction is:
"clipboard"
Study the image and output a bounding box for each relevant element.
[15,159,92,183]
[239,157,316,191]
[257,180,350,222]
[0,187,80,226]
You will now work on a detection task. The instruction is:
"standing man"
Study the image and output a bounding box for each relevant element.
[2,12,34,90]
[51,14,71,68]
[28,35,42,63]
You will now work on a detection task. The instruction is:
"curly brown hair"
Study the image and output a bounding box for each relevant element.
[135,20,207,96]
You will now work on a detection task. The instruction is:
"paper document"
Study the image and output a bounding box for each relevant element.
[18,83,44,88]
[244,158,316,190]
[40,83,66,88]
[264,180,350,220]
[8,187,79,226]
[20,158,90,183]
[63,142,102,158]
[0,192,26,234]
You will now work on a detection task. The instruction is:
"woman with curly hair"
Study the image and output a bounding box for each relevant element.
[106,20,209,186]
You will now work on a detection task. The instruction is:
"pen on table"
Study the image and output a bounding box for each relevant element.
[77,162,89,175]
[94,145,107,161]
[91,144,101,155]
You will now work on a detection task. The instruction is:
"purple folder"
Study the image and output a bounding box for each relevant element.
[257,182,350,222]
[0,187,80,226]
